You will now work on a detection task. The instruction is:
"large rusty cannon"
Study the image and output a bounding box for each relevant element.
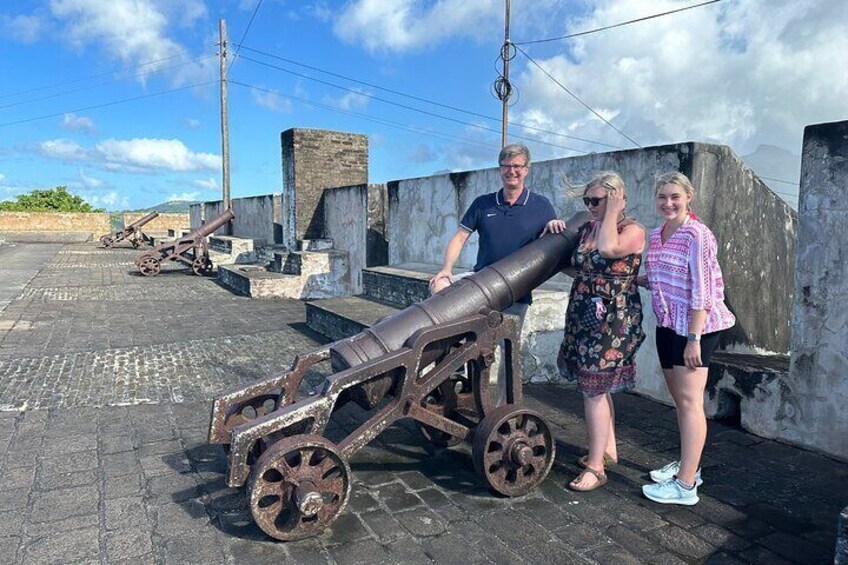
[208,211,590,541]
[99,211,159,248]
[134,209,233,276]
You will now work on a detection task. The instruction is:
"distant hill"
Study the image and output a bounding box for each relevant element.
[129,200,201,214]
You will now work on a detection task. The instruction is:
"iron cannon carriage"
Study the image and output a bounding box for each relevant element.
[134,210,234,276]
[99,211,159,248]
[208,212,589,541]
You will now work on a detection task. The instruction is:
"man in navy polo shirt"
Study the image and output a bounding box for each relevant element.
[429,143,560,403]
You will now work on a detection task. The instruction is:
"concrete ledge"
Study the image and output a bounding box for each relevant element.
[209,235,257,264]
[306,296,398,341]
[837,506,848,564]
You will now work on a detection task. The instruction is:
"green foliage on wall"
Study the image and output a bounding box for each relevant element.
[0,186,105,213]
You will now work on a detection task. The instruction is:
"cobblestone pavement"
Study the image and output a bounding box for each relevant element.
[0,242,845,564]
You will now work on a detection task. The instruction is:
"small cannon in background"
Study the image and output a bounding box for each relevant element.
[134,209,234,276]
[99,211,159,248]
[209,212,590,541]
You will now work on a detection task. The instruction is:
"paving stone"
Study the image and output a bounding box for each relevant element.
[0,466,35,492]
[692,523,752,552]
[555,521,612,551]
[384,538,435,565]
[39,450,98,476]
[284,538,333,564]
[151,500,210,534]
[0,510,25,538]
[757,531,832,563]
[322,512,370,545]
[360,508,409,543]
[395,507,448,538]
[605,524,667,560]
[146,473,199,502]
[421,533,491,564]
[105,528,154,562]
[584,540,643,564]
[42,433,97,455]
[222,536,291,563]
[372,481,424,512]
[105,496,149,531]
[0,537,20,565]
[26,512,99,538]
[327,538,393,565]
[105,473,145,500]
[648,524,715,560]
[664,507,707,529]
[21,527,99,565]
[160,531,226,565]
[29,484,98,524]
[517,536,592,564]
[35,468,97,491]
[737,544,795,564]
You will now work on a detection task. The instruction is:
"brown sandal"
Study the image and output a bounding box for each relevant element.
[577,453,618,469]
[569,467,608,492]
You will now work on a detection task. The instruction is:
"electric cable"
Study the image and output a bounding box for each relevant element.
[235,43,620,150]
[515,0,726,45]
[513,43,642,148]
[228,0,264,73]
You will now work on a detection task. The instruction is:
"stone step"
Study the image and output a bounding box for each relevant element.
[271,250,344,275]
[306,296,399,342]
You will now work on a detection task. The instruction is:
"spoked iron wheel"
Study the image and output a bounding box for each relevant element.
[99,235,114,248]
[247,435,351,541]
[138,256,161,277]
[134,251,156,267]
[191,256,212,276]
[472,405,555,497]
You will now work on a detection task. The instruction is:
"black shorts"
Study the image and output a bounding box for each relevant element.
[655,326,722,369]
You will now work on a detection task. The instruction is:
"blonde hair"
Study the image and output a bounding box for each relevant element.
[564,170,627,200]
[654,171,695,210]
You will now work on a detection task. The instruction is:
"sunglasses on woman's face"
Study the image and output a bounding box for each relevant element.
[583,196,607,207]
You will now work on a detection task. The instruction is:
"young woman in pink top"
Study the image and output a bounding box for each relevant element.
[638,172,735,506]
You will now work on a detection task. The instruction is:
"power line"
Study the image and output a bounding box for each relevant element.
[0,82,216,128]
[235,43,621,150]
[231,80,500,155]
[0,55,216,111]
[515,0,726,45]
[512,43,642,148]
[236,54,586,154]
[228,0,264,73]
[0,52,203,101]
[759,175,799,187]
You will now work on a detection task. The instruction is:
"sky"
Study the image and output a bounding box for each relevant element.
[0,0,845,211]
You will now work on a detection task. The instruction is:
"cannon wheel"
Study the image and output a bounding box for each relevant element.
[472,405,555,497]
[247,435,351,541]
[99,235,114,248]
[417,373,470,447]
[192,256,213,276]
[139,256,161,277]
[134,251,156,267]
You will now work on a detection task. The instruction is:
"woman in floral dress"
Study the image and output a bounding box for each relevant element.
[546,171,646,491]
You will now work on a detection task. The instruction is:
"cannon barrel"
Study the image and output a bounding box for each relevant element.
[128,211,159,229]
[186,209,234,240]
[331,211,591,375]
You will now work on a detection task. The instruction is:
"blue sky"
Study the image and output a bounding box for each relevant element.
[1,0,845,211]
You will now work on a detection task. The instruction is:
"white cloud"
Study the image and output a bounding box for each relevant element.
[60,113,95,132]
[77,168,102,188]
[332,0,563,52]
[251,88,293,113]
[47,0,212,85]
[36,137,220,173]
[191,177,219,190]
[186,118,201,129]
[39,139,90,160]
[83,190,128,210]
[328,89,371,111]
[510,0,848,162]
[95,138,221,172]
[1,14,44,43]
[168,191,201,201]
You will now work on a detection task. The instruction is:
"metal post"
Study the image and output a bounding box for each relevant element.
[501,0,511,147]
[219,19,232,229]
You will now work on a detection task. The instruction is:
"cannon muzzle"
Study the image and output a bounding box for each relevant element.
[128,211,159,229]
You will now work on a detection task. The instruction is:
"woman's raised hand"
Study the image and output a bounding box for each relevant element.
[541,219,566,235]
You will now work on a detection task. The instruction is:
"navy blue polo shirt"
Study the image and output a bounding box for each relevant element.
[459,188,556,304]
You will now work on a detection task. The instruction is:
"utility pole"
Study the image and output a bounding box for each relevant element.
[219,19,231,228]
[500,0,511,147]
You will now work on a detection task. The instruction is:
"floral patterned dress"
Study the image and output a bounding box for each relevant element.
[557,220,645,397]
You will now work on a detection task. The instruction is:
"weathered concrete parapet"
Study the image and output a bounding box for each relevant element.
[280,129,368,248]
[788,120,848,460]
[0,211,110,242]
[837,505,848,564]
[324,184,367,294]
[122,212,188,235]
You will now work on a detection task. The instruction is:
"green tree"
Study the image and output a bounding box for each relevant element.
[0,186,104,213]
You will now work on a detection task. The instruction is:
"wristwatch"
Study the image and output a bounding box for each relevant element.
[687,332,701,342]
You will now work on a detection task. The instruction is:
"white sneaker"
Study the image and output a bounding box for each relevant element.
[649,460,703,486]
[642,479,700,506]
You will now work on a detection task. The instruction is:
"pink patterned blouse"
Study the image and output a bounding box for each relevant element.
[645,218,736,337]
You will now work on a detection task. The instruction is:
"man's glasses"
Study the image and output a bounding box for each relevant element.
[583,196,607,207]
[499,163,527,171]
